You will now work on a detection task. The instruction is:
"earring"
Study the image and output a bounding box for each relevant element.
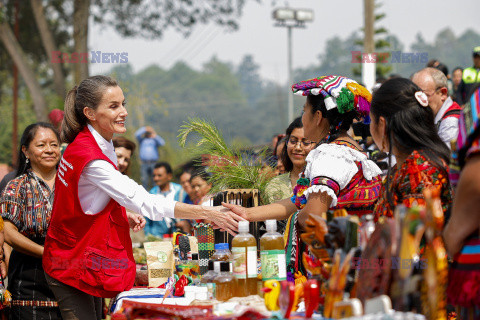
[381,139,387,152]
[26,158,29,164]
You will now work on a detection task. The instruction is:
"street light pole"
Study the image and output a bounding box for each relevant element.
[287,25,293,124]
[273,7,313,124]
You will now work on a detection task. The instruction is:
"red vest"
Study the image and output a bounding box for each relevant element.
[43,127,135,298]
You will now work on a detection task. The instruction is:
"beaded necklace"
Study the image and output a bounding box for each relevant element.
[31,171,54,214]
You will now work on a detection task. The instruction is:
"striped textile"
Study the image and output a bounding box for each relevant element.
[11,300,58,307]
[447,237,480,307]
[457,87,480,162]
[0,170,53,238]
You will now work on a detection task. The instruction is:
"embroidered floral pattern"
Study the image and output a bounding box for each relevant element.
[374,151,452,220]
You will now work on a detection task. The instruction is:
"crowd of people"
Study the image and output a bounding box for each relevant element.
[0,46,479,319]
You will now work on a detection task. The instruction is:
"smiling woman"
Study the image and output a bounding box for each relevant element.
[0,122,62,319]
[42,75,245,320]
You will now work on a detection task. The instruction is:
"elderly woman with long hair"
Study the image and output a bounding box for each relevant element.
[224,76,383,280]
[1,122,62,319]
[42,75,244,320]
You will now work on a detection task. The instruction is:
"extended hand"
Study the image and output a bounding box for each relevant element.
[208,205,247,236]
[126,211,146,232]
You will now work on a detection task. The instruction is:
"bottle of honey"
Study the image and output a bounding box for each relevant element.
[232,221,258,296]
[214,261,236,301]
[260,219,286,282]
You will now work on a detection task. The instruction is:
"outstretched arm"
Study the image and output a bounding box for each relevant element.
[222,197,297,222]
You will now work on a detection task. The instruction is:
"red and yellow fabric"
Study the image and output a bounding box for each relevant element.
[374,150,452,220]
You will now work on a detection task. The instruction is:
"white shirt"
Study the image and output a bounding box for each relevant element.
[303,143,382,207]
[435,97,460,149]
[77,125,176,218]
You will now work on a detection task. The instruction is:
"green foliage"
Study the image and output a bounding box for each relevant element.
[178,118,274,204]
[92,0,253,39]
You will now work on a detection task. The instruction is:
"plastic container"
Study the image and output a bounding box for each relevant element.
[211,242,232,272]
[214,261,236,301]
[200,260,219,299]
[232,221,258,296]
[260,219,286,282]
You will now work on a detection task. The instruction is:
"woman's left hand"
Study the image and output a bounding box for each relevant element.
[126,211,146,232]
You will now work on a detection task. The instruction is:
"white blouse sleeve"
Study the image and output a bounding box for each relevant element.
[303,143,382,207]
[80,160,176,219]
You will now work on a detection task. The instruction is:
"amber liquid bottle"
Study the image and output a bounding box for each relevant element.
[260,220,286,282]
[214,261,236,301]
[232,221,258,296]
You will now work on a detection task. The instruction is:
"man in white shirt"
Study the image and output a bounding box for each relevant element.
[412,68,462,149]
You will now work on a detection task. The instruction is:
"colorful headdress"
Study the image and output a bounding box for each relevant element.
[291,75,372,122]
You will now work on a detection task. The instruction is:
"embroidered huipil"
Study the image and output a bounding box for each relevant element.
[285,141,382,281]
[0,170,53,238]
[373,150,452,220]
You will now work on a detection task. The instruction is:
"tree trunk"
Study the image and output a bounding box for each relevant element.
[30,0,66,99]
[0,21,48,122]
[73,0,90,84]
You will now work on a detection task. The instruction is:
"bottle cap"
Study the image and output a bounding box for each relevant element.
[238,220,250,233]
[191,253,199,261]
[266,219,277,232]
[207,260,214,271]
[219,261,230,272]
[215,243,229,251]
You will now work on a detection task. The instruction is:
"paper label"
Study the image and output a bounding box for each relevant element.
[260,249,287,281]
[232,246,257,279]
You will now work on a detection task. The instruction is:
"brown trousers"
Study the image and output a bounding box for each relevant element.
[45,273,102,320]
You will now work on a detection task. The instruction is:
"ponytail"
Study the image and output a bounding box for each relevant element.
[62,86,84,143]
[61,75,119,144]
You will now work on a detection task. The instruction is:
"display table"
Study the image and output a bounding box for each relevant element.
[110,288,193,314]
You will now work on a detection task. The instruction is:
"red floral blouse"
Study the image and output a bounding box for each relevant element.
[374,150,452,220]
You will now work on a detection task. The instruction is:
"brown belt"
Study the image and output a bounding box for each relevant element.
[11,300,58,307]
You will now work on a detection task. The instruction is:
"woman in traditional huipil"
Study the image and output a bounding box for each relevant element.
[1,123,62,319]
[224,75,383,279]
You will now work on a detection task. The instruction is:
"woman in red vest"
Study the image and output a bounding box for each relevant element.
[42,75,244,320]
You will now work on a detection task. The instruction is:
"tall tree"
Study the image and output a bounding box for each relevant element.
[353,0,391,78]
[73,0,90,84]
[0,17,48,121]
[30,0,66,98]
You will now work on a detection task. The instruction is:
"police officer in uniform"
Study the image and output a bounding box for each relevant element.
[458,46,480,104]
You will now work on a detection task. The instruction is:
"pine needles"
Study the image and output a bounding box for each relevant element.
[178,118,275,204]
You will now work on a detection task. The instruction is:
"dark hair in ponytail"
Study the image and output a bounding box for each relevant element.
[17,122,60,177]
[306,94,357,142]
[371,77,450,205]
[62,75,118,143]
